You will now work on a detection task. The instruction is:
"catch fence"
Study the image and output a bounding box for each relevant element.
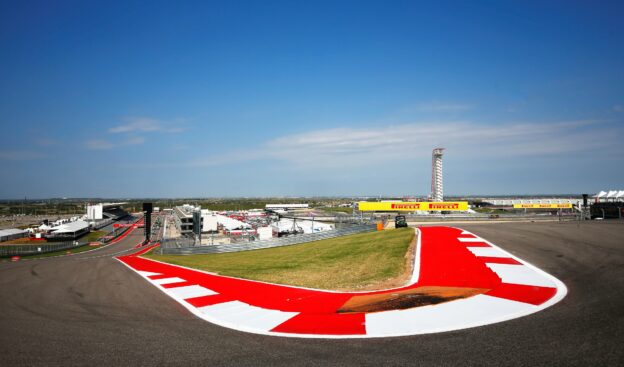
[160,224,378,255]
[0,240,87,257]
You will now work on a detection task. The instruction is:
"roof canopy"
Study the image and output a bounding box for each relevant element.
[0,228,28,236]
[50,220,89,234]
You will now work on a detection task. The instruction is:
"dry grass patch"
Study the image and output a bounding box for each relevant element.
[144,228,415,290]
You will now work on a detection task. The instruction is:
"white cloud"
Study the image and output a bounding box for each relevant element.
[123,136,146,146]
[84,136,145,150]
[265,120,610,166]
[0,150,46,160]
[188,119,622,170]
[406,102,475,112]
[109,117,186,134]
[85,139,114,150]
[144,119,623,174]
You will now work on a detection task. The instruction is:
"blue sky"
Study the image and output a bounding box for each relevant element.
[1,0,623,198]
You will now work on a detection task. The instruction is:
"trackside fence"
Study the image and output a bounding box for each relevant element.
[0,216,140,257]
[160,224,378,255]
[0,240,87,257]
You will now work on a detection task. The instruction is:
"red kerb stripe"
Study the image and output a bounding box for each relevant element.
[185,294,233,308]
[486,283,557,305]
[477,257,522,265]
[271,313,366,335]
[161,281,195,289]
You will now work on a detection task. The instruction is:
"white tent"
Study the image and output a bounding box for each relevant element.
[272,218,333,234]
[215,214,251,231]
[50,220,89,234]
[594,191,607,198]
[593,190,624,202]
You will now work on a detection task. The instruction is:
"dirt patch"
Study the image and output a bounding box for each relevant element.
[337,286,488,313]
[338,229,418,292]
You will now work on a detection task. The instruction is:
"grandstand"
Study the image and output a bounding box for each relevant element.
[86,203,129,220]
[103,206,129,220]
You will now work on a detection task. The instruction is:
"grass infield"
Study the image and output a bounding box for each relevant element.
[143,228,415,290]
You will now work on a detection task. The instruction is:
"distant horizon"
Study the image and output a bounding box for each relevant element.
[0,193,597,201]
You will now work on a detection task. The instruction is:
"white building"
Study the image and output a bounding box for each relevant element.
[482,198,582,206]
[257,226,273,240]
[86,204,103,220]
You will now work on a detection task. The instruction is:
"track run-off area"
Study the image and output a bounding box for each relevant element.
[118,227,566,338]
[1,221,622,366]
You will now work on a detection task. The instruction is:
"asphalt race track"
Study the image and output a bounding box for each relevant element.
[1,221,623,366]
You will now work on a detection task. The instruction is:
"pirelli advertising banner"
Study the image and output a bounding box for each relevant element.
[513,203,573,209]
[357,201,469,211]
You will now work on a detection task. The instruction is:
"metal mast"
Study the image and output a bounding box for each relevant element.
[431,148,445,202]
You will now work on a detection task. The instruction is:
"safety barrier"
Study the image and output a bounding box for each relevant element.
[0,240,85,257]
[401,213,580,222]
[0,216,141,257]
[160,224,378,255]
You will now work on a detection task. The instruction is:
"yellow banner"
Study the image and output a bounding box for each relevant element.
[358,201,469,211]
[513,203,573,209]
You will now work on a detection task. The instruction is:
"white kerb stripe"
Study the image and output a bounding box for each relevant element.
[467,247,512,258]
[198,301,298,332]
[485,263,555,288]
[365,294,533,336]
[198,301,258,319]
[137,271,161,277]
[152,277,186,285]
[166,285,217,299]
[457,237,489,243]
[460,230,473,235]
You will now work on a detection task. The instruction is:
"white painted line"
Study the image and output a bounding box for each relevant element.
[409,228,422,284]
[198,301,298,332]
[457,237,489,243]
[166,285,217,299]
[467,247,512,258]
[460,230,473,235]
[365,294,533,336]
[152,277,186,285]
[485,263,555,288]
[137,271,161,277]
